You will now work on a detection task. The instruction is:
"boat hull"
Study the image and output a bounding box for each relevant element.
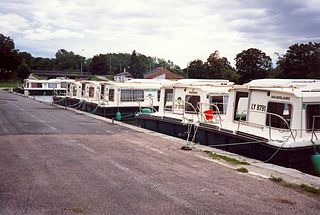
[136,114,320,176]
[53,96,158,120]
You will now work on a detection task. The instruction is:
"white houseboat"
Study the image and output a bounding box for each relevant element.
[55,79,173,119]
[137,79,320,175]
[136,79,233,139]
[218,79,320,175]
[23,78,74,96]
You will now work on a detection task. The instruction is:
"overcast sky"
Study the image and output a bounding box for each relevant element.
[1,0,320,68]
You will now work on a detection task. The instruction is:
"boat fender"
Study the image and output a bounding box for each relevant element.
[311,152,320,176]
[116,111,121,121]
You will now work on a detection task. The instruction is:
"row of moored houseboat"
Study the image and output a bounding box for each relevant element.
[23,78,320,176]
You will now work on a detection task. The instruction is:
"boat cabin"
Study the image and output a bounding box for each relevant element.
[158,79,234,122]
[225,79,320,147]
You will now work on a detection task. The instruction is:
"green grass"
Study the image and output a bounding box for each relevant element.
[236,167,249,173]
[206,151,250,165]
[300,184,320,194]
[269,176,320,196]
[0,80,21,88]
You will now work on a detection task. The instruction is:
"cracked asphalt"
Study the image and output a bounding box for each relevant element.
[1,90,320,215]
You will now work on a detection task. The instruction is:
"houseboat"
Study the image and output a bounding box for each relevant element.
[219,79,320,175]
[137,79,320,175]
[23,78,74,96]
[54,79,174,119]
[136,79,234,141]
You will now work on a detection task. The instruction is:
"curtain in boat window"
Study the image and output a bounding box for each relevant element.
[48,83,57,88]
[121,89,144,102]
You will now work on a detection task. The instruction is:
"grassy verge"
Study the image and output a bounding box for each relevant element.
[0,81,21,88]
[206,151,250,165]
[269,175,320,196]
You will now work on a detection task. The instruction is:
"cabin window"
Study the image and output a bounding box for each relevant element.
[31,83,42,88]
[234,92,249,121]
[185,95,200,113]
[266,102,292,129]
[73,86,77,96]
[209,96,228,114]
[157,90,161,102]
[306,104,320,132]
[100,85,105,99]
[109,89,114,101]
[48,83,57,88]
[89,87,95,98]
[81,83,85,96]
[61,82,67,88]
[120,89,144,102]
[164,89,173,111]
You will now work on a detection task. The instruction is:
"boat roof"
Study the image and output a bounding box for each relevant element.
[232,79,320,98]
[174,79,233,87]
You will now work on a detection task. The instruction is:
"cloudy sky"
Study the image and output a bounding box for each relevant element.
[1,0,320,68]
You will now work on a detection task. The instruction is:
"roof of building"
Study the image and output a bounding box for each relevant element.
[114,71,133,77]
[144,67,183,79]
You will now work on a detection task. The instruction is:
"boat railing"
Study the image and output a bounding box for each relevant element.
[197,103,223,127]
[237,109,296,142]
[181,101,200,123]
[311,115,320,142]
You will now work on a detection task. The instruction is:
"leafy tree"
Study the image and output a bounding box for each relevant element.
[16,62,30,80]
[54,49,83,72]
[30,57,54,70]
[89,54,108,75]
[277,42,320,78]
[128,50,144,78]
[235,48,272,84]
[186,59,206,78]
[0,34,21,79]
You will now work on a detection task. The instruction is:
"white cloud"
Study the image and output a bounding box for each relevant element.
[0,13,29,34]
[1,0,319,68]
[23,27,84,40]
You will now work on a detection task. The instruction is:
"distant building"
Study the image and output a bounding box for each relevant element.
[144,67,183,80]
[114,71,133,82]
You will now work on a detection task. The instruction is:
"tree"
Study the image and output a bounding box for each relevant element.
[89,54,108,75]
[235,48,272,84]
[277,42,320,78]
[0,34,21,79]
[54,49,82,71]
[128,50,144,78]
[16,62,30,80]
[186,59,206,78]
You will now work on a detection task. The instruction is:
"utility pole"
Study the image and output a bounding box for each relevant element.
[80,49,84,76]
[109,55,112,75]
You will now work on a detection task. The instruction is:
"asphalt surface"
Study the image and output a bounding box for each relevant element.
[0,90,320,215]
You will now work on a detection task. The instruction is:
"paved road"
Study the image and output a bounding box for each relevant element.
[0,90,320,215]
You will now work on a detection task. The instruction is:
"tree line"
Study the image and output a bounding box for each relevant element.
[1,33,320,83]
[0,34,183,81]
[186,43,320,83]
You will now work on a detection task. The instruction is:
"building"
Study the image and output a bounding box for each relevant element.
[114,71,133,82]
[144,67,183,80]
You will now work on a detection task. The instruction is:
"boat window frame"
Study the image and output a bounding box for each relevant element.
[109,88,115,102]
[89,86,95,98]
[233,91,249,121]
[120,89,144,102]
[305,103,320,132]
[185,94,200,113]
[265,101,293,129]
[209,95,228,114]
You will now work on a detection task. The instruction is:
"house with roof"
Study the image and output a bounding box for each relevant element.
[144,67,183,80]
[114,71,133,82]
